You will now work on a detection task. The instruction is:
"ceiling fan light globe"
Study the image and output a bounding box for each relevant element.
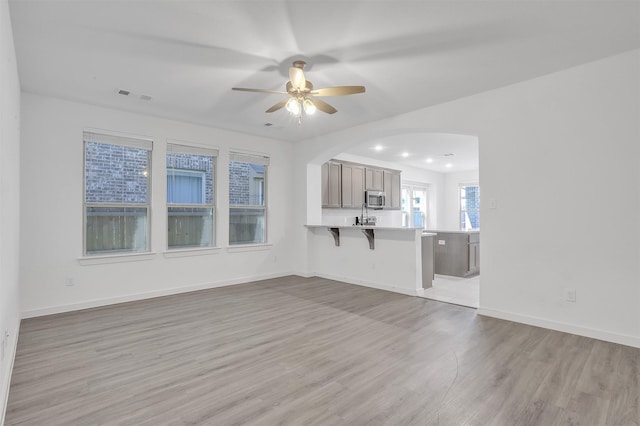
[303,99,317,115]
[285,98,301,116]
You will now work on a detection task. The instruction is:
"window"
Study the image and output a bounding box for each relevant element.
[401,184,428,229]
[84,132,152,255]
[460,184,480,229]
[229,153,268,245]
[167,143,217,249]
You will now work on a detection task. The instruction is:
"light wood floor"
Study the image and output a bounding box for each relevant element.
[6,276,639,425]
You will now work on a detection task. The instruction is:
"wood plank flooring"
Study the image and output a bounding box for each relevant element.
[6,276,640,425]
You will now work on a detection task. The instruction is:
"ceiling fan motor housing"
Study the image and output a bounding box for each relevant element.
[286,80,313,95]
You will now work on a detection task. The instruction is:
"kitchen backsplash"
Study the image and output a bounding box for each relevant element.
[322,208,403,227]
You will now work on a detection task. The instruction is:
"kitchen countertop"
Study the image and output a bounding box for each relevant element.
[425,229,480,234]
[306,224,424,231]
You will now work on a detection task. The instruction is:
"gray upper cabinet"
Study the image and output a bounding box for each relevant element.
[322,160,400,209]
[341,164,365,208]
[365,168,384,191]
[321,161,342,208]
[383,170,401,210]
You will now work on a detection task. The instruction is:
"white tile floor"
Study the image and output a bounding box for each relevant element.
[421,274,479,308]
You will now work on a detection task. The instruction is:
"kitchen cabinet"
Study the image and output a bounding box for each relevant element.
[468,233,480,274]
[433,231,480,277]
[383,170,401,210]
[341,164,365,208]
[421,234,435,288]
[365,168,384,191]
[321,161,342,208]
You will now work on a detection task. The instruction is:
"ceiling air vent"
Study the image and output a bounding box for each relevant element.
[140,95,152,101]
[118,89,130,96]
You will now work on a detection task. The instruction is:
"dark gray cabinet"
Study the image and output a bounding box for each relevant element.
[383,170,401,210]
[321,161,342,208]
[341,164,365,208]
[433,232,480,277]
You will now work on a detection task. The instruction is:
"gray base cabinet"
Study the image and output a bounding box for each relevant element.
[433,232,480,277]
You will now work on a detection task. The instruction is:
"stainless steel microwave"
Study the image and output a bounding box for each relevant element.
[365,191,386,209]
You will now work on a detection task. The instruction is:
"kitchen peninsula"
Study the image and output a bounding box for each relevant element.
[305,225,435,296]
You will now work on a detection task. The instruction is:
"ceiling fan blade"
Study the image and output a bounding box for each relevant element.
[288,67,306,91]
[309,98,337,114]
[232,87,288,94]
[265,99,289,113]
[310,86,366,96]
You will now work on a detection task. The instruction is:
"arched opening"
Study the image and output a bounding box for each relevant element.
[305,128,480,307]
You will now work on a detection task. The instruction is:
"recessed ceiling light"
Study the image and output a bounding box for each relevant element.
[401,152,409,158]
[426,158,433,163]
[445,163,453,168]
[374,145,383,151]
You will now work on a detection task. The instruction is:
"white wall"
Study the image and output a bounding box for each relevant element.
[19,93,296,317]
[307,227,423,296]
[296,50,640,347]
[0,0,21,420]
[442,169,480,230]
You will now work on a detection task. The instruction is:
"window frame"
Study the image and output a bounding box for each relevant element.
[82,131,153,257]
[401,182,429,229]
[459,182,480,230]
[228,152,269,246]
[166,142,218,250]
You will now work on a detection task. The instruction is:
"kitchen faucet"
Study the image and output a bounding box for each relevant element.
[359,203,376,226]
[360,203,368,225]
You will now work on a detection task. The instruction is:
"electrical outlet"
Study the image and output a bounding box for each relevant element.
[438,240,446,245]
[566,289,576,302]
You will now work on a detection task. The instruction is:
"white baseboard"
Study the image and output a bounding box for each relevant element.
[478,307,640,349]
[292,271,314,278]
[1,321,20,426]
[21,271,295,319]
[315,272,419,297]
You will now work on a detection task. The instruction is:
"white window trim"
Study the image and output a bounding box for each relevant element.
[401,182,429,229]
[163,247,222,258]
[166,143,218,251]
[78,252,157,266]
[82,133,153,257]
[229,153,269,246]
[459,182,480,230]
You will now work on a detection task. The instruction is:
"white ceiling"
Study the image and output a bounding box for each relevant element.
[342,133,479,173]
[9,0,640,151]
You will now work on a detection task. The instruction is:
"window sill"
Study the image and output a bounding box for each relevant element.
[227,243,272,253]
[163,247,222,258]
[78,252,156,266]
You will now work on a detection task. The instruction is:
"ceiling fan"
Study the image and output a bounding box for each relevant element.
[232,60,365,121]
